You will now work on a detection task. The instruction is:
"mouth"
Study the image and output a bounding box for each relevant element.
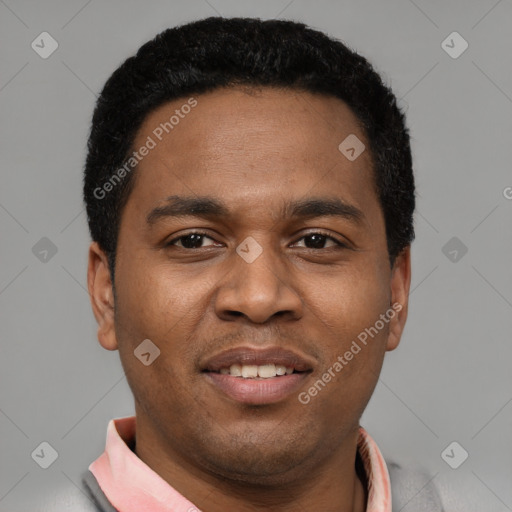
[201,347,314,405]
[213,363,298,378]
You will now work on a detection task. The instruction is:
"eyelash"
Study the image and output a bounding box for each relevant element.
[166,230,348,250]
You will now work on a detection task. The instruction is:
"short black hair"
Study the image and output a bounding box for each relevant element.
[83,16,415,280]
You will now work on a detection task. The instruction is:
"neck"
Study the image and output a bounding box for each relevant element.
[133,415,368,512]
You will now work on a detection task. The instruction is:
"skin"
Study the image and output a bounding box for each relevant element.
[87,86,411,512]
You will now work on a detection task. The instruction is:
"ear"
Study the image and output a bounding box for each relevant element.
[87,242,118,351]
[386,246,412,352]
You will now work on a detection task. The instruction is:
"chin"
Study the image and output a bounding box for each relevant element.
[192,430,321,486]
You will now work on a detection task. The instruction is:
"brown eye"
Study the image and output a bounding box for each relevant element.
[167,232,217,249]
[292,232,346,249]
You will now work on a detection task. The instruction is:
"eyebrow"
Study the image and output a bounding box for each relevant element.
[146,195,365,226]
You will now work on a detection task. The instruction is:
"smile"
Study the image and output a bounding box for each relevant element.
[201,347,314,405]
[216,363,295,378]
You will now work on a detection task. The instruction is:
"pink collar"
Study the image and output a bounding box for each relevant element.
[89,416,391,511]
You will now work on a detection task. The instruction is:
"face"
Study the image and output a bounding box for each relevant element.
[88,87,411,485]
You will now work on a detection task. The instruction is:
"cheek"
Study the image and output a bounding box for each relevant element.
[307,262,390,339]
[115,261,211,341]
[112,264,209,416]
[302,263,390,396]
[112,260,220,398]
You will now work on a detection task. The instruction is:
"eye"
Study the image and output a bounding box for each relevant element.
[165,230,348,251]
[166,231,219,249]
[291,232,347,250]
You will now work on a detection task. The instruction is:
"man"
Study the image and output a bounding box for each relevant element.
[71,16,444,511]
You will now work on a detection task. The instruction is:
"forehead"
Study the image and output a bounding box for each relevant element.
[126,87,379,222]
[135,86,369,162]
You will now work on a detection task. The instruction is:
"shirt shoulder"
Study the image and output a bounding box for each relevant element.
[387,460,445,512]
[36,470,118,512]
[41,464,445,512]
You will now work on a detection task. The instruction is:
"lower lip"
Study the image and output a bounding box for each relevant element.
[204,372,308,405]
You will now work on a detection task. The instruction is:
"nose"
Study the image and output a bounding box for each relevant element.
[214,241,304,324]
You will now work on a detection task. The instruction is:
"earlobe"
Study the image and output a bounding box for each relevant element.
[87,242,118,351]
[386,247,412,352]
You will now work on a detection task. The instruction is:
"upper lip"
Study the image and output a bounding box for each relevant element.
[201,346,315,373]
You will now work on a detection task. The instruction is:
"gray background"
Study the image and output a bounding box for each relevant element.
[1,0,511,510]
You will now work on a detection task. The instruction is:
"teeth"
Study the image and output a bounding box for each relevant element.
[258,364,276,378]
[229,364,242,377]
[241,365,258,378]
[275,365,287,376]
[222,364,294,378]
